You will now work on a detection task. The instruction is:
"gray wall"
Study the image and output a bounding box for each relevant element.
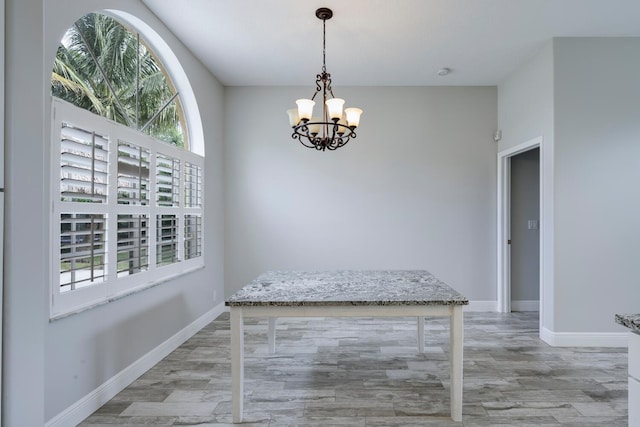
[224,86,498,301]
[510,148,540,302]
[498,42,554,329]
[497,42,554,153]
[4,0,46,423]
[3,0,225,424]
[553,38,640,333]
[499,37,640,335]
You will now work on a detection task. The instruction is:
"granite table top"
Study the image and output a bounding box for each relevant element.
[615,313,640,333]
[226,270,469,307]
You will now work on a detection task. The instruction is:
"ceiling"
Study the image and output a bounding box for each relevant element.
[142,0,640,87]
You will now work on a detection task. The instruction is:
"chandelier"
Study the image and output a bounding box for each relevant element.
[286,7,363,151]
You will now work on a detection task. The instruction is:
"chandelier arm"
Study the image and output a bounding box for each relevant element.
[293,123,357,151]
[303,138,319,149]
[293,132,317,149]
[331,121,339,141]
[297,123,309,135]
[327,136,344,150]
[312,74,323,99]
[312,135,325,150]
[337,130,356,149]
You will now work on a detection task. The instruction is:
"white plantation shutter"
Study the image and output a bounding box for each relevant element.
[60,213,107,291]
[156,154,180,207]
[60,124,108,203]
[184,214,202,260]
[51,99,204,317]
[117,141,150,205]
[156,214,178,266]
[117,214,149,277]
[184,162,202,207]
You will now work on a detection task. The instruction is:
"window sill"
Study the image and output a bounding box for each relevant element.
[49,263,205,322]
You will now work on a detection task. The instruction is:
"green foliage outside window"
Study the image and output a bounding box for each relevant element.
[52,13,186,148]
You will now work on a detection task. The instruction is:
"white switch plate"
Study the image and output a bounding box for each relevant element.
[528,220,539,230]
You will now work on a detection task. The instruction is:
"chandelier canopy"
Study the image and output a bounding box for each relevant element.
[287,7,363,151]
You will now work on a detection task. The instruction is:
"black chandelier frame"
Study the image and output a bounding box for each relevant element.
[290,8,358,151]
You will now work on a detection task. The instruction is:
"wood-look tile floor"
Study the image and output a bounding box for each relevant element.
[80,311,628,426]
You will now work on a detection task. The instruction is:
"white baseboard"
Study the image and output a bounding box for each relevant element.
[511,300,539,311]
[465,301,498,312]
[540,327,628,347]
[45,302,226,427]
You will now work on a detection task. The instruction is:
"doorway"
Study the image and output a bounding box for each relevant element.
[510,148,540,312]
[497,137,543,319]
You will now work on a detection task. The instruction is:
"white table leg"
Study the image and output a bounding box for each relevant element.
[268,317,276,354]
[417,316,425,353]
[449,305,463,422]
[231,308,244,423]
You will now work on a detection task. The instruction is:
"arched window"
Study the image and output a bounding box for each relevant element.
[49,12,204,318]
[52,12,188,148]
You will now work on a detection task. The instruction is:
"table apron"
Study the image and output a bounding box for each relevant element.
[230,304,456,318]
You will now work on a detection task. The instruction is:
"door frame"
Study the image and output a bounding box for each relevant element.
[497,137,544,320]
[1,0,5,420]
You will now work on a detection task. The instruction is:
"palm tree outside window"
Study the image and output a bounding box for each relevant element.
[52,12,187,148]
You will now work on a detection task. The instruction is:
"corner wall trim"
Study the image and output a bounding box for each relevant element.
[45,302,226,427]
[540,327,628,347]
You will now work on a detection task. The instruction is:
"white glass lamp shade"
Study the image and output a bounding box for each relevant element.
[309,117,321,135]
[286,109,300,127]
[325,98,345,120]
[296,99,315,121]
[337,115,348,134]
[344,107,363,128]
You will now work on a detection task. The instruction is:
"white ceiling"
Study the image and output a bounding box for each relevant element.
[142,0,640,87]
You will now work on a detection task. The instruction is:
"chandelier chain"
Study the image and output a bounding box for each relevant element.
[322,17,327,73]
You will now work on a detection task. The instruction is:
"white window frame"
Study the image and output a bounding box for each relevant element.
[50,98,204,318]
